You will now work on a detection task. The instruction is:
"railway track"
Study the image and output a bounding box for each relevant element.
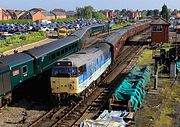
[28,41,145,127]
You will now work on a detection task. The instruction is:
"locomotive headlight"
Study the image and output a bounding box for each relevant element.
[69,83,74,89]
[52,80,55,83]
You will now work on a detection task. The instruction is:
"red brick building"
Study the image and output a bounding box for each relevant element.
[151,18,170,43]
[101,9,113,19]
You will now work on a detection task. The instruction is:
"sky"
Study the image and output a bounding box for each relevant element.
[0,0,179,11]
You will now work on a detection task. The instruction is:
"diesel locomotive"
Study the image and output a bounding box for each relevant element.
[50,22,151,103]
[0,23,109,106]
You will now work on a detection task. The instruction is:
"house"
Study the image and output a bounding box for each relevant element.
[20,8,46,21]
[0,8,12,20]
[101,9,114,19]
[51,9,67,19]
[124,11,142,20]
[20,10,45,21]
[42,11,56,20]
[66,11,76,18]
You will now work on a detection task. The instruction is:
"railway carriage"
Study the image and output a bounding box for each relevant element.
[104,28,128,61]
[24,36,80,76]
[0,53,34,105]
[50,22,152,103]
[50,43,111,98]
[0,23,109,106]
[91,24,109,36]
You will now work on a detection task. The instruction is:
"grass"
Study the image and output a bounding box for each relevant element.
[51,17,77,23]
[0,19,32,24]
[153,81,180,127]
[112,22,132,30]
[136,48,180,127]
[137,49,153,66]
[0,31,47,53]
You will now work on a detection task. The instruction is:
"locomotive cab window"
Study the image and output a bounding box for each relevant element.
[78,65,86,74]
[22,65,28,74]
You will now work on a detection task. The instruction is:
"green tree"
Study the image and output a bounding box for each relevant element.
[121,9,126,14]
[114,9,121,15]
[146,10,154,16]
[153,9,160,16]
[76,7,84,18]
[84,6,94,19]
[161,4,170,21]
[93,11,105,20]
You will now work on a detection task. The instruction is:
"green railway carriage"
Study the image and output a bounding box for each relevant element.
[24,36,80,76]
[91,24,109,35]
[0,53,34,95]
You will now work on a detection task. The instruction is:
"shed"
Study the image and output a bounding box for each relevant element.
[151,17,170,43]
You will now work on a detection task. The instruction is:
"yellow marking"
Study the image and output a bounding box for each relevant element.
[50,77,79,94]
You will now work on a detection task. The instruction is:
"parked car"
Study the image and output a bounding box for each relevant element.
[0,34,13,40]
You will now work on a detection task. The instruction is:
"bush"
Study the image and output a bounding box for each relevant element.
[20,35,26,40]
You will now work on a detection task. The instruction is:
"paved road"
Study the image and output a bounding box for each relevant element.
[3,38,57,55]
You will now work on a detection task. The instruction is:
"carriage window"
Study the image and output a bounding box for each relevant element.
[69,46,72,50]
[65,47,68,52]
[61,49,64,55]
[51,54,55,60]
[75,43,77,47]
[57,51,60,56]
[72,44,74,49]
[22,65,28,74]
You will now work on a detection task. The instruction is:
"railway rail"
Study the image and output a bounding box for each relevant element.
[28,41,145,127]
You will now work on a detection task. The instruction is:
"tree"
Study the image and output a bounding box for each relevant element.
[92,11,105,20]
[114,9,121,15]
[146,10,154,16]
[76,7,84,18]
[84,6,94,19]
[161,4,170,21]
[121,9,126,14]
[153,9,160,16]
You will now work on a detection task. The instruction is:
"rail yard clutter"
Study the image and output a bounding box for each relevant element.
[80,65,151,126]
[112,65,151,111]
[177,62,180,72]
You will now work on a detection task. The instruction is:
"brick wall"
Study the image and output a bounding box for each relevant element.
[152,25,169,43]
[0,8,2,20]
[32,11,45,21]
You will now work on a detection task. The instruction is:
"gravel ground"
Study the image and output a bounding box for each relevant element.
[0,99,48,127]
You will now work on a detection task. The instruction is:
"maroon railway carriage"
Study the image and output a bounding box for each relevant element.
[104,22,151,62]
